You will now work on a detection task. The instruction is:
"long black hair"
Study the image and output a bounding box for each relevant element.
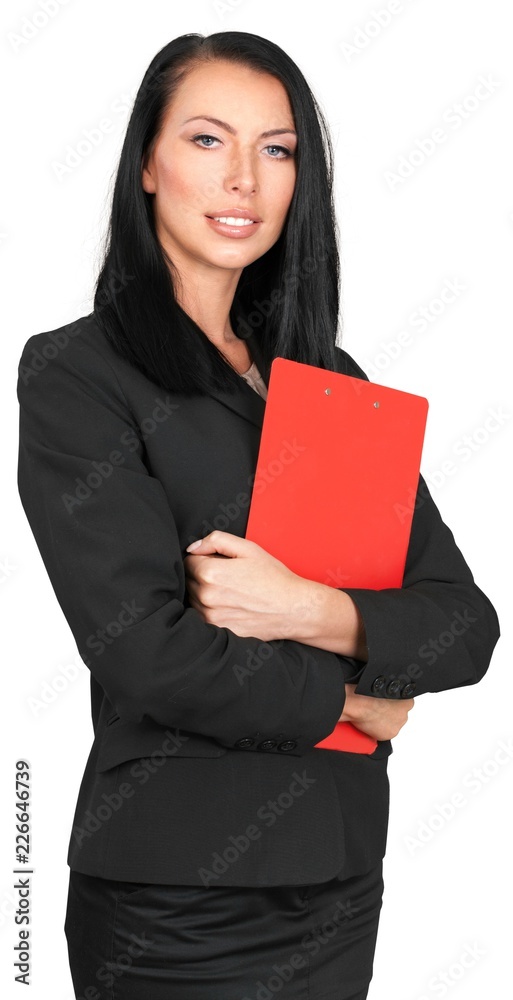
[93,31,341,396]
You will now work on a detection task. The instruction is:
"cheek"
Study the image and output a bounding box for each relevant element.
[270,169,296,226]
[160,156,221,218]
[158,159,188,204]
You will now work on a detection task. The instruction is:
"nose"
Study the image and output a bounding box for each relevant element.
[223,146,258,197]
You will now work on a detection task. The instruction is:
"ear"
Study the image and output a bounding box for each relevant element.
[141,150,156,194]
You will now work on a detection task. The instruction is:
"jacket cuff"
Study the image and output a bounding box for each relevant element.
[341,587,480,699]
[214,646,348,756]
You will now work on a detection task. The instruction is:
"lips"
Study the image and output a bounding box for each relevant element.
[206,208,262,223]
[205,210,263,240]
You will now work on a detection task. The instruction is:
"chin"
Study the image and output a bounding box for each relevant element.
[211,250,263,270]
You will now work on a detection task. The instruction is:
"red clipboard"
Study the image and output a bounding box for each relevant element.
[245,357,428,753]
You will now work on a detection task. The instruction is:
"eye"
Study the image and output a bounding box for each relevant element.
[191,133,221,149]
[265,145,293,158]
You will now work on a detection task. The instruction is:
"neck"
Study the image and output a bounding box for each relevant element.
[164,246,244,346]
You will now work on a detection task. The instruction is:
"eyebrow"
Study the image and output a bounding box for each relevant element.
[182,115,297,138]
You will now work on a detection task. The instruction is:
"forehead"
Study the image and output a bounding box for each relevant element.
[163,59,295,129]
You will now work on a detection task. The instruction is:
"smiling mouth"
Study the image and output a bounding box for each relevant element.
[208,216,259,226]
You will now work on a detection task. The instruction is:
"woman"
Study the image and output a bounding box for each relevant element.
[17,31,499,1000]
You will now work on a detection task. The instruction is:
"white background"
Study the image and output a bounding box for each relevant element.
[1,0,512,997]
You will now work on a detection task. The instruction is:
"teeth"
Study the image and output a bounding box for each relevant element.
[213,216,255,226]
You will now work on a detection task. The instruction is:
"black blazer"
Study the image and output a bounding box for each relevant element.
[16,315,500,887]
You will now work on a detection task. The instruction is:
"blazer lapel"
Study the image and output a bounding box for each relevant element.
[205,331,269,430]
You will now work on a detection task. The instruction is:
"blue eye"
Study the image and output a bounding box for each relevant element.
[191,134,293,158]
[192,134,220,148]
[266,145,292,158]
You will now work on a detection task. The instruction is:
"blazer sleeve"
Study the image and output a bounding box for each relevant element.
[16,333,349,753]
[335,348,500,698]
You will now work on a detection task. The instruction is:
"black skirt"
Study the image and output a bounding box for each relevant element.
[64,862,384,1000]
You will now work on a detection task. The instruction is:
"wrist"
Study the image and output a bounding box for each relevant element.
[291,579,368,660]
[338,685,361,724]
[283,574,320,641]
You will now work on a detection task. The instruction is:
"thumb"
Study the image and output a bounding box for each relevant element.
[185,530,254,558]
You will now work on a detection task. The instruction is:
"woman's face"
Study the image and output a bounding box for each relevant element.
[141,59,297,279]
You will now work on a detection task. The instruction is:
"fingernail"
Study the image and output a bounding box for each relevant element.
[186,539,202,551]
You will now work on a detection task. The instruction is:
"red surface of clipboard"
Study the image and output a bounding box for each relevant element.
[245,357,428,753]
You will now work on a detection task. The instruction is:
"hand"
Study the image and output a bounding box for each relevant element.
[183,530,304,640]
[339,683,414,741]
